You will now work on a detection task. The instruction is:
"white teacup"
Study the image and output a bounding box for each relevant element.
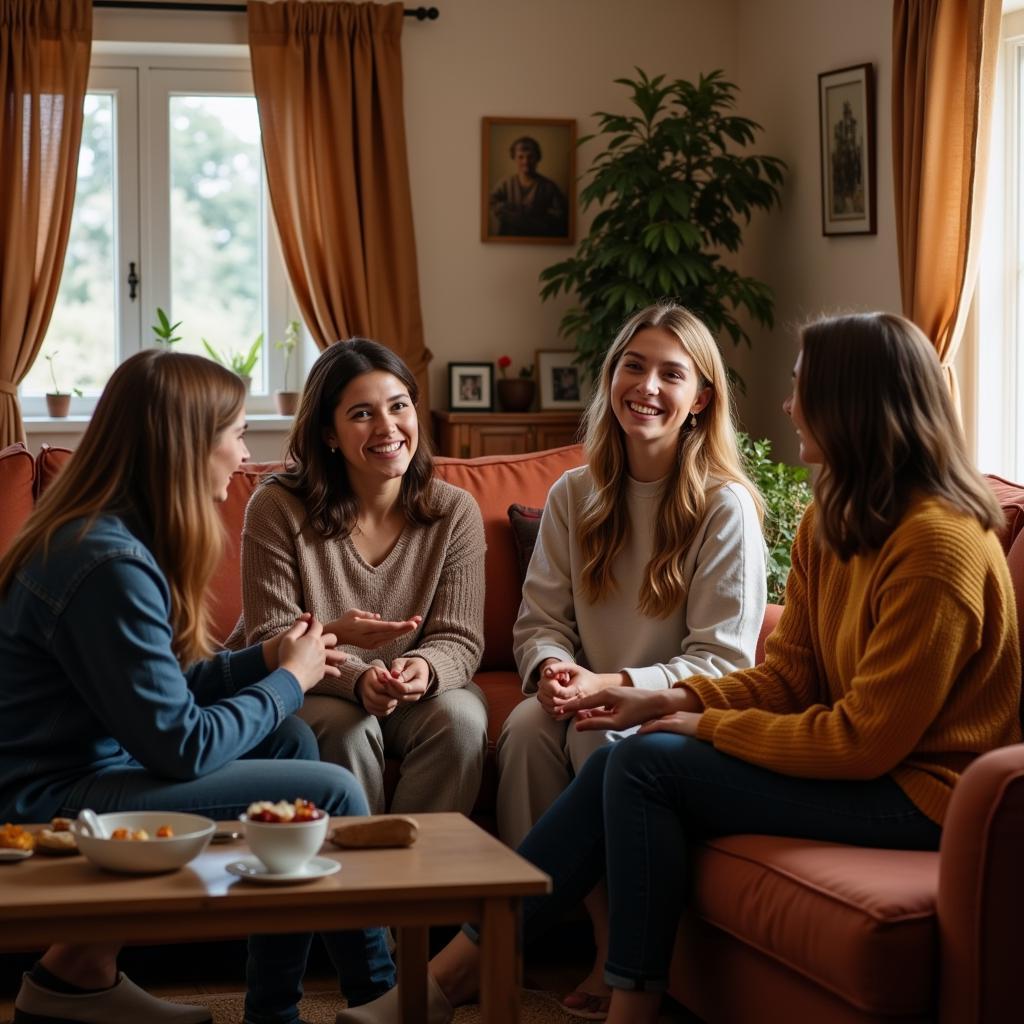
[240,813,329,875]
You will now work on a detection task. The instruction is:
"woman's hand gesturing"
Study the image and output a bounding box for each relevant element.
[276,616,344,693]
[329,609,422,649]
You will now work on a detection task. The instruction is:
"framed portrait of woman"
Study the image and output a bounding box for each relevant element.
[481,117,576,244]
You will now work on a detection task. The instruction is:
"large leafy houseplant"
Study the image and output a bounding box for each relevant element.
[541,69,786,384]
[739,433,813,604]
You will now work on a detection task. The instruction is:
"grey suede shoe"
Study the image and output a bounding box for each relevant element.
[335,974,453,1024]
[14,971,212,1024]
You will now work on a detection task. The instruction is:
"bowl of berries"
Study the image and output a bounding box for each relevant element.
[240,800,329,875]
[70,810,216,874]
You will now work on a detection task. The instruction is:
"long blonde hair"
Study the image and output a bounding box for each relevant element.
[578,303,763,617]
[0,350,245,665]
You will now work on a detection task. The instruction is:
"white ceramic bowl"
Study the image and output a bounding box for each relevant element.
[70,811,215,874]
[240,813,329,874]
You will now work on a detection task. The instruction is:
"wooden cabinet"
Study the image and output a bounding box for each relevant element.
[432,410,583,459]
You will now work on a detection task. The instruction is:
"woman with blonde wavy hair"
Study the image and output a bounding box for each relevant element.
[495,302,767,1018]
[0,350,394,1024]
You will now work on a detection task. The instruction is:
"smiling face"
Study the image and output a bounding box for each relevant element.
[325,370,418,489]
[783,350,824,465]
[609,326,711,468]
[208,405,249,502]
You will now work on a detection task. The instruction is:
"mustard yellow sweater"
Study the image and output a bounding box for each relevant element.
[685,496,1021,824]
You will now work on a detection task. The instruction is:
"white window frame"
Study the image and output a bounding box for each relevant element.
[23,52,298,420]
[977,11,1024,478]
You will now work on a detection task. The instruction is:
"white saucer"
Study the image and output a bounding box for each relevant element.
[225,855,340,884]
[0,848,33,862]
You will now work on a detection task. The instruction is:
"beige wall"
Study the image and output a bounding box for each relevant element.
[32,0,904,464]
[402,0,738,410]
[731,0,900,462]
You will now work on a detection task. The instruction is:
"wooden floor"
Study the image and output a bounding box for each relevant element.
[0,928,701,1022]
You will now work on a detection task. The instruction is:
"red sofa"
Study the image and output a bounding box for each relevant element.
[3,440,1023,1023]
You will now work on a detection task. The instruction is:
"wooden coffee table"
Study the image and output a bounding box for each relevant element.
[0,812,550,1024]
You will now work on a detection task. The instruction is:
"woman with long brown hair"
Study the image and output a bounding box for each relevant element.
[496,302,767,1017]
[338,311,1021,1024]
[0,350,394,1024]
[230,339,488,817]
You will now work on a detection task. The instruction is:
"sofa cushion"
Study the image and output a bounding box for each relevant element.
[691,834,938,1016]
[34,444,72,498]
[0,443,35,555]
[212,461,281,644]
[434,446,585,670]
[986,473,1024,553]
[508,503,543,583]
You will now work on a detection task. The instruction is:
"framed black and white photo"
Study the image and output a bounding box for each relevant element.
[448,362,494,411]
[818,63,876,236]
[536,349,587,410]
[482,117,576,244]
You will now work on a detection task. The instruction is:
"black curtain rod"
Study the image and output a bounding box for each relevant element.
[93,2,439,19]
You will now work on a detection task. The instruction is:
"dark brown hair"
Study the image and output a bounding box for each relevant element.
[0,350,245,664]
[275,338,439,537]
[799,312,1002,559]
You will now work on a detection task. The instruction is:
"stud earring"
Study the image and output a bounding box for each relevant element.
[690,413,697,428]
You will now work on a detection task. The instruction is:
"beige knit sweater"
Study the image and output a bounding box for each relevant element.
[227,479,486,703]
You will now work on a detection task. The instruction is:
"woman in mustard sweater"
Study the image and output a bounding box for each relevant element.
[338,311,1021,1024]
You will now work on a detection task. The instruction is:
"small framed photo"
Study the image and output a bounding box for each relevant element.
[482,117,576,244]
[448,362,494,411]
[536,350,587,410]
[818,63,876,236]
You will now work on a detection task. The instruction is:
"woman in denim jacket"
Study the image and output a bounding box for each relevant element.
[0,351,394,1024]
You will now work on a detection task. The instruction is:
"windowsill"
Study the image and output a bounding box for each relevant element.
[23,413,295,433]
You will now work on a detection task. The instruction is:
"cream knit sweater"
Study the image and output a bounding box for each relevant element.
[513,466,767,693]
[228,479,485,702]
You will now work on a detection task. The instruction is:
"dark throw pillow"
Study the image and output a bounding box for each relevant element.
[508,503,543,583]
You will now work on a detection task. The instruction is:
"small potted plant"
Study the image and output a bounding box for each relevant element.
[496,356,536,412]
[273,320,301,415]
[202,333,263,392]
[43,351,82,418]
[151,308,182,346]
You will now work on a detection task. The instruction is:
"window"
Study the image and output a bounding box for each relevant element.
[22,57,295,417]
[976,11,1024,478]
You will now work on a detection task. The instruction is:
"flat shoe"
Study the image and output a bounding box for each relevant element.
[561,989,610,1021]
[14,971,212,1024]
[335,973,452,1023]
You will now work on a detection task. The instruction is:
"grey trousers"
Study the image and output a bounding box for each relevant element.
[495,695,636,848]
[297,684,489,815]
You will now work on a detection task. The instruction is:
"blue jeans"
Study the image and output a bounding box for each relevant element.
[59,717,395,1023]
[511,734,942,992]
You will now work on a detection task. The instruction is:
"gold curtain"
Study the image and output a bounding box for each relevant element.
[892,0,1001,410]
[0,0,91,447]
[248,1,430,401]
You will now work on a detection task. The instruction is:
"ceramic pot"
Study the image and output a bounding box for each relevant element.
[274,390,300,416]
[45,393,71,418]
[497,378,536,413]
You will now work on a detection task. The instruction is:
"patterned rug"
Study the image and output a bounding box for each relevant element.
[166,989,577,1022]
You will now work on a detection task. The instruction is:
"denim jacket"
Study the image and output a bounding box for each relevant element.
[0,514,302,822]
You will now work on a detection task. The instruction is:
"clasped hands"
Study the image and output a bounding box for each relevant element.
[538,658,704,737]
[355,656,431,717]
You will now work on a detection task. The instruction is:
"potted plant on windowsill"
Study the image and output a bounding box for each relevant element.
[202,333,262,392]
[496,356,536,412]
[43,351,82,418]
[274,319,301,415]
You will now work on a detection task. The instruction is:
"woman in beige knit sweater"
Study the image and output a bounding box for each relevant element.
[338,312,1020,1024]
[230,339,488,815]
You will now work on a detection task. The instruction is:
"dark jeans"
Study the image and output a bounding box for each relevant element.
[511,734,941,992]
[60,717,395,1023]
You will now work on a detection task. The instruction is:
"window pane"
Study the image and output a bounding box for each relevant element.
[25,94,116,397]
[169,95,265,391]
